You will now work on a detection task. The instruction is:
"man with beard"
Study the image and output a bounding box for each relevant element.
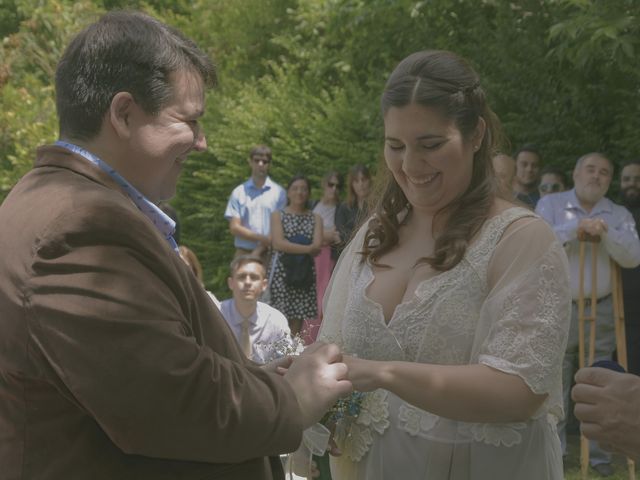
[619,160,640,374]
[514,144,542,208]
[537,153,640,477]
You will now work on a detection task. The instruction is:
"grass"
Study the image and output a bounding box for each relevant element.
[563,434,635,480]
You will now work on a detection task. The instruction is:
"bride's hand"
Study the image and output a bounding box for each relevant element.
[343,355,382,392]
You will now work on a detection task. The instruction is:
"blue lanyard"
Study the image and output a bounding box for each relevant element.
[55,141,179,253]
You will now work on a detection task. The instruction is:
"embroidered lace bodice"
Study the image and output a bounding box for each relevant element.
[320,207,571,476]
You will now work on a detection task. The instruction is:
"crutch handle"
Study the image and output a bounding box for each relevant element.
[577,231,601,243]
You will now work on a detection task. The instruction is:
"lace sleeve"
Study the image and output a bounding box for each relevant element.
[473,218,571,403]
[318,221,369,347]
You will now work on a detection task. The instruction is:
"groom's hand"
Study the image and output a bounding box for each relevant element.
[261,355,294,375]
[284,342,352,429]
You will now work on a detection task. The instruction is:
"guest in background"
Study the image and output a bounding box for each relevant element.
[513,144,542,208]
[492,153,516,198]
[620,160,640,375]
[225,145,286,264]
[536,153,640,477]
[335,164,372,257]
[270,175,323,338]
[538,166,568,198]
[312,171,342,337]
[219,255,292,363]
[178,245,220,308]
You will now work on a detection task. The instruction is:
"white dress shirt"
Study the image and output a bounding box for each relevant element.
[219,299,292,363]
[536,189,640,299]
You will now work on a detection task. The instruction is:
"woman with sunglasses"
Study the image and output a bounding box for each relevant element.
[538,166,568,197]
[308,172,343,342]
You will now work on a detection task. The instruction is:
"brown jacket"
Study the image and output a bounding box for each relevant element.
[0,145,303,479]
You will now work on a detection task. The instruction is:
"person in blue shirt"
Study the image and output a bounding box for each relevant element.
[536,152,640,477]
[225,145,286,264]
[219,255,293,363]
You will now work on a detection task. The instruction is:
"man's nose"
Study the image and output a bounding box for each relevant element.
[193,131,207,152]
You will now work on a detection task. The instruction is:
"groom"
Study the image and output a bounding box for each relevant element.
[0,11,351,480]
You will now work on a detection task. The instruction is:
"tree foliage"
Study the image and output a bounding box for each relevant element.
[1,0,638,293]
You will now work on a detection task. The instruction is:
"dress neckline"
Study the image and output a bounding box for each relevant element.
[362,206,534,326]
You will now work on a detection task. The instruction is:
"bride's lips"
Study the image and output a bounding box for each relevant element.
[407,172,440,186]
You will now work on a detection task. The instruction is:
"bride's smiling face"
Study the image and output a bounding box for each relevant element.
[384,103,484,214]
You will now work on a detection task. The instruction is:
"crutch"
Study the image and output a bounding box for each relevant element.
[611,260,636,479]
[577,233,599,480]
[577,233,636,479]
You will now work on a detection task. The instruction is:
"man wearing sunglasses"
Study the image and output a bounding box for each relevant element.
[536,153,640,477]
[225,145,286,264]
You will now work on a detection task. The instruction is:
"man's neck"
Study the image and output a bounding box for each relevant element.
[252,176,267,188]
[234,298,257,319]
[577,194,603,214]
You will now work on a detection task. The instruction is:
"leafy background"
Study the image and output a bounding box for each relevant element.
[1,0,639,298]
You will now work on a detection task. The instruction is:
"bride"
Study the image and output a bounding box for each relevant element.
[318,50,571,479]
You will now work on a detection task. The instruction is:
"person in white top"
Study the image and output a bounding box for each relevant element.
[311,171,342,340]
[318,50,571,480]
[219,255,292,364]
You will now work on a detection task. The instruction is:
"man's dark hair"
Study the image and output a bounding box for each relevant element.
[515,143,541,161]
[55,10,216,141]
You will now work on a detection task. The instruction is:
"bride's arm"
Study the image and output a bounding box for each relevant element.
[345,216,571,424]
[345,359,544,422]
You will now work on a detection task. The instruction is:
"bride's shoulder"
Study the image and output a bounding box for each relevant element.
[485,199,557,248]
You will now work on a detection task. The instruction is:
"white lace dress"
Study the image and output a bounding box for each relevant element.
[319,207,571,480]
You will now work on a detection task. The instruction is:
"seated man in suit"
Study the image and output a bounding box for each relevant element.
[0,11,351,480]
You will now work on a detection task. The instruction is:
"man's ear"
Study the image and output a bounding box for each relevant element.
[227,276,233,291]
[260,277,268,293]
[109,92,135,139]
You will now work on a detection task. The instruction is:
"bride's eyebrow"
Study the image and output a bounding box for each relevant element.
[385,134,445,141]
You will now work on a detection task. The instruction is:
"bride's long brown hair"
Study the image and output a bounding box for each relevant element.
[362,50,504,271]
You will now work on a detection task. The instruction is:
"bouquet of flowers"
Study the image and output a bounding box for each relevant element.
[320,391,366,427]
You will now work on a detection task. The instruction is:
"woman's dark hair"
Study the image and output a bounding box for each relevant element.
[346,164,371,208]
[363,50,504,271]
[540,165,568,188]
[55,10,216,141]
